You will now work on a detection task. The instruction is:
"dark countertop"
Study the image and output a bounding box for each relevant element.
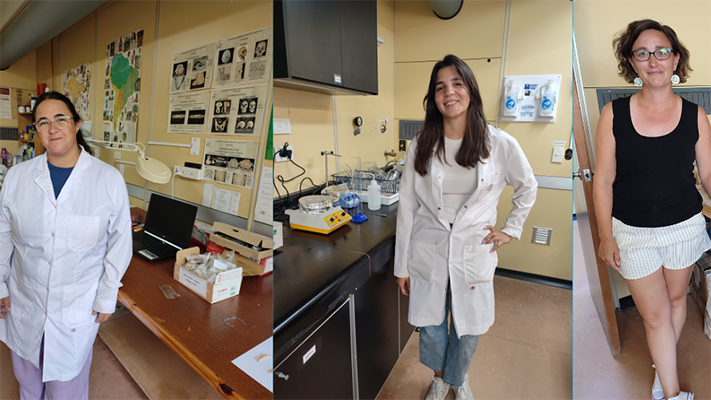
[273,203,399,331]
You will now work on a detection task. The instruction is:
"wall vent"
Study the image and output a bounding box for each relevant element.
[398,120,423,140]
[531,226,552,246]
[596,88,711,114]
[0,127,18,140]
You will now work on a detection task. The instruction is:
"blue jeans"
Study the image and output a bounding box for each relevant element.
[419,283,479,387]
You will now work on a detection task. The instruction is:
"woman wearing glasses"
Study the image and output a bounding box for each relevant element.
[593,20,711,400]
[0,92,132,399]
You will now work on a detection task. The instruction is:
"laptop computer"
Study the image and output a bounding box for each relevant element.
[132,193,198,262]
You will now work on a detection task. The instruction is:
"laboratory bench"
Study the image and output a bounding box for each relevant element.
[273,203,413,400]
[106,207,272,400]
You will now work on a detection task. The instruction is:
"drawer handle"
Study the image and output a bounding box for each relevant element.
[276,372,289,381]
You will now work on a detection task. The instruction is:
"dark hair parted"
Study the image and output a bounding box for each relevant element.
[33,91,93,156]
[414,54,489,176]
[613,19,692,84]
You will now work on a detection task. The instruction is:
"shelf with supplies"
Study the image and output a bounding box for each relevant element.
[17,111,44,157]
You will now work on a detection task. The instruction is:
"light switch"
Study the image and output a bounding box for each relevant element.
[552,147,564,163]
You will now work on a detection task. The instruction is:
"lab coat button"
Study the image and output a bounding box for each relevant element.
[71,328,76,332]
[464,205,468,209]
[51,232,54,237]
[437,207,441,211]
[470,285,475,290]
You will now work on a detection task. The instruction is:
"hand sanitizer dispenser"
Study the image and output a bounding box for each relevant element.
[503,80,523,116]
[538,79,558,117]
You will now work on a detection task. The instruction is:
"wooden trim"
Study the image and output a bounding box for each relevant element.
[573,77,622,356]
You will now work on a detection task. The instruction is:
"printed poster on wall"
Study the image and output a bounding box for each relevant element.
[63,63,91,122]
[103,29,143,144]
[167,91,210,134]
[169,43,216,94]
[213,26,272,87]
[203,139,258,189]
[207,84,268,136]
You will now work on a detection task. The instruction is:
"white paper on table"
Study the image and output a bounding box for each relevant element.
[202,183,214,207]
[232,336,273,392]
[253,166,273,225]
[213,188,240,215]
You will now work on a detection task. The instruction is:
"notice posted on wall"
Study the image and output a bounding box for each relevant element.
[207,84,268,136]
[253,166,273,225]
[203,139,258,189]
[212,188,241,216]
[167,91,210,133]
[170,43,216,94]
[0,87,11,120]
[103,29,143,144]
[213,26,272,87]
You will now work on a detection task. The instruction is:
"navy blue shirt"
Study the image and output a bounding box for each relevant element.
[48,161,74,199]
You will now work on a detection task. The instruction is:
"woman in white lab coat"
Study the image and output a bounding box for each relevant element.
[0,92,132,399]
[394,55,537,400]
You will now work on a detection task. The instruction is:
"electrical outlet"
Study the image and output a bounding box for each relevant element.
[191,138,200,155]
[174,166,203,180]
[114,151,121,160]
[275,145,294,162]
[274,118,292,134]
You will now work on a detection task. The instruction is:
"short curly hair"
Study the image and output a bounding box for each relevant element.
[612,19,692,84]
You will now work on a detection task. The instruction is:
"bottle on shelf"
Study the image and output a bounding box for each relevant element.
[1,148,7,167]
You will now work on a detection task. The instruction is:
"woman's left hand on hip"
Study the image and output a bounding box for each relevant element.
[92,311,113,323]
[482,225,512,252]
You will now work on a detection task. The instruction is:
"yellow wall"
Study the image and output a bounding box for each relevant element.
[575,0,711,297]
[274,0,396,195]
[31,0,271,227]
[0,50,37,155]
[393,0,572,280]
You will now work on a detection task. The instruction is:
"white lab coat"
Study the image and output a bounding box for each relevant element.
[394,126,537,336]
[0,148,132,381]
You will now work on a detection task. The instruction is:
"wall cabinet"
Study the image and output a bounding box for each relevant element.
[274,0,378,95]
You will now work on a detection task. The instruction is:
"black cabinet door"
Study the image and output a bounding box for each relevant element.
[274,300,353,400]
[340,0,378,94]
[282,0,344,87]
[354,256,399,400]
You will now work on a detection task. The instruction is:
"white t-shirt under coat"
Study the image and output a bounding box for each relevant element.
[443,136,477,223]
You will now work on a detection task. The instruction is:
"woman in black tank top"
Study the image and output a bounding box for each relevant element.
[593,20,711,400]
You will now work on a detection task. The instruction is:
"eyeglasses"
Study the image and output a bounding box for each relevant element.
[631,48,673,62]
[34,116,73,133]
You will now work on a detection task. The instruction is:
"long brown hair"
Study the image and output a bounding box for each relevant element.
[414,54,489,176]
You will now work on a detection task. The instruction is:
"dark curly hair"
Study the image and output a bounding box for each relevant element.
[612,19,692,84]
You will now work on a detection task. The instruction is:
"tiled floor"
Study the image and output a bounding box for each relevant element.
[573,220,711,400]
[377,275,573,399]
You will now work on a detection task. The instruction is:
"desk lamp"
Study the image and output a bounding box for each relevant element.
[86,139,172,184]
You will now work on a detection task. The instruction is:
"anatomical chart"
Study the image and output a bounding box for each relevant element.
[203,139,258,189]
[207,84,268,136]
[213,26,271,87]
[170,43,216,94]
[167,91,211,134]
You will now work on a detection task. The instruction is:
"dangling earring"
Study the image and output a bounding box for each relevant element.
[634,76,643,87]
[671,74,680,85]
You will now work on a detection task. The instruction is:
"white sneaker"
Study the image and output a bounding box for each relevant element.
[651,365,663,400]
[667,391,694,400]
[452,374,474,400]
[425,376,450,400]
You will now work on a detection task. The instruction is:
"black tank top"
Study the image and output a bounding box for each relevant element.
[611,96,702,227]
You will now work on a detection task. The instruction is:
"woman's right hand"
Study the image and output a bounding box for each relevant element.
[0,297,10,319]
[598,237,621,272]
[396,277,410,296]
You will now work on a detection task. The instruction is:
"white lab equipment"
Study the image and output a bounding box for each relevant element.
[538,79,559,117]
[502,80,523,116]
[367,173,382,210]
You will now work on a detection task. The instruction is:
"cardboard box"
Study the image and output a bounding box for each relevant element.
[173,247,243,304]
[690,257,711,314]
[211,222,273,276]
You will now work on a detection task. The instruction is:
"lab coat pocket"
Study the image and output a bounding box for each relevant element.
[407,242,437,282]
[462,244,498,285]
[67,215,100,252]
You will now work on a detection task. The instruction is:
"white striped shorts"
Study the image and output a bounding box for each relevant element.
[611,212,711,280]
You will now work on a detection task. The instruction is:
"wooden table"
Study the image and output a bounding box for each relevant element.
[118,209,272,399]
